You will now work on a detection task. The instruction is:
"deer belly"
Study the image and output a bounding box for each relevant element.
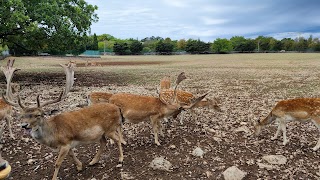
[76,126,105,143]
[123,110,150,123]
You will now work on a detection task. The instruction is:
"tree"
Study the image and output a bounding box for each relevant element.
[87,33,98,50]
[280,38,295,51]
[185,39,210,54]
[177,39,187,51]
[230,36,246,52]
[0,0,98,55]
[155,40,174,55]
[113,42,129,55]
[129,40,143,54]
[211,38,232,53]
[295,37,308,52]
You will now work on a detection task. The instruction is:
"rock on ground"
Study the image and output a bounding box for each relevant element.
[222,166,247,180]
[149,157,172,172]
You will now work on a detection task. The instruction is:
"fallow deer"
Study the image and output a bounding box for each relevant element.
[159,75,221,124]
[254,98,320,151]
[0,59,20,139]
[89,73,210,145]
[2,63,125,180]
[3,93,125,180]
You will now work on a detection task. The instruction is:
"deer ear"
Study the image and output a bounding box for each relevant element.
[44,109,59,116]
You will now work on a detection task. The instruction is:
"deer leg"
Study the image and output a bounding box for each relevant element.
[89,136,106,165]
[280,121,289,145]
[0,125,4,141]
[108,131,124,163]
[53,146,70,180]
[312,120,320,151]
[157,120,164,137]
[5,115,14,139]
[117,125,127,145]
[271,120,281,140]
[68,149,82,171]
[179,110,186,125]
[151,116,160,146]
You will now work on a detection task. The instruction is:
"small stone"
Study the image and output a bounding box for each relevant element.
[27,159,35,165]
[222,166,247,180]
[192,147,204,158]
[262,155,287,165]
[257,163,276,170]
[169,145,176,149]
[149,157,172,171]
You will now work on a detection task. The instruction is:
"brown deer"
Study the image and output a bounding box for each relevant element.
[159,75,221,124]
[89,73,210,145]
[254,98,320,151]
[0,59,20,139]
[2,63,125,180]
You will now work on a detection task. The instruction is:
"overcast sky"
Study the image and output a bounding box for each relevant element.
[85,0,320,42]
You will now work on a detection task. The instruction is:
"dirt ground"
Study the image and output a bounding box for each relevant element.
[0,55,320,180]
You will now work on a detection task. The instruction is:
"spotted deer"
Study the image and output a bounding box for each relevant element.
[0,59,20,139]
[89,73,210,145]
[159,75,221,124]
[254,98,320,151]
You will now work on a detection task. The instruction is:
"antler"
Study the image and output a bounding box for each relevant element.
[1,93,25,108]
[37,62,75,108]
[59,61,76,99]
[37,91,64,108]
[1,59,20,101]
[172,72,186,103]
[181,91,211,109]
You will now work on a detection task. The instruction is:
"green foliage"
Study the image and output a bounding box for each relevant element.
[185,39,210,54]
[155,40,174,54]
[177,39,187,51]
[113,42,129,55]
[0,0,98,55]
[87,33,98,50]
[211,38,232,53]
[129,40,143,55]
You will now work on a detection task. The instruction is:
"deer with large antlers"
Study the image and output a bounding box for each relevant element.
[3,62,125,180]
[0,59,20,139]
[254,98,320,151]
[159,75,221,124]
[89,73,210,145]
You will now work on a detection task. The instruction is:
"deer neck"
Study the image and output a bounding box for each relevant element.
[31,118,57,148]
[193,100,208,108]
[259,112,275,126]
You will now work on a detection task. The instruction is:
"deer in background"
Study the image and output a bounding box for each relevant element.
[89,72,210,145]
[254,98,320,151]
[159,75,221,124]
[3,62,125,180]
[0,59,20,139]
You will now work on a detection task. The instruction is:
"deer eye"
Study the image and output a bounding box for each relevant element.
[22,114,33,119]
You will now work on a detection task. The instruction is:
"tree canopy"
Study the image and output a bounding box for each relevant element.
[0,0,98,55]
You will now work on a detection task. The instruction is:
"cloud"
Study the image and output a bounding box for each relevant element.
[201,17,229,25]
[85,0,320,41]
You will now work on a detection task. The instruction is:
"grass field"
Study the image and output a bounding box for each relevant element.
[1,53,320,179]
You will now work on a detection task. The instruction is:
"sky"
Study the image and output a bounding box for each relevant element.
[85,0,320,42]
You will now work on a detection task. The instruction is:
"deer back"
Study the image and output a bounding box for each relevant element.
[88,92,114,104]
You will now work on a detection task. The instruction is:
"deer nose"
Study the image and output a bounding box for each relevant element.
[0,161,7,171]
[21,123,29,129]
